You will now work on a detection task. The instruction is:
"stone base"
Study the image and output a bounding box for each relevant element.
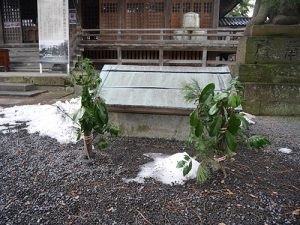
[234,25,300,116]
[233,63,300,116]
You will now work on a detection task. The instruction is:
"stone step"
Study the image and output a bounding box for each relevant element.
[0,89,47,97]
[0,82,36,92]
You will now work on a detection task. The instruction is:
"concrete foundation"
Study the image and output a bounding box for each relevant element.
[110,112,189,140]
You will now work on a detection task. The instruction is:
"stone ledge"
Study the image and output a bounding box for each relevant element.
[243,83,300,102]
[238,64,300,83]
[243,100,300,116]
[236,36,300,64]
[249,25,300,37]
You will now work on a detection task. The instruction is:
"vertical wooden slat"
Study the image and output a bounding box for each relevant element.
[202,47,207,67]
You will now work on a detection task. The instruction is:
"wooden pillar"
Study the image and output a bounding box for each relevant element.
[0,7,4,44]
[164,0,171,29]
[117,47,122,64]
[119,1,125,29]
[202,47,207,67]
[212,0,220,28]
[159,48,163,66]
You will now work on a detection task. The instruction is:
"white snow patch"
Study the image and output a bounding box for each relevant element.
[278,148,292,154]
[124,152,200,185]
[0,98,81,143]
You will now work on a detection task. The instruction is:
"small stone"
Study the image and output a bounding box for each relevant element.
[278,148,292,154]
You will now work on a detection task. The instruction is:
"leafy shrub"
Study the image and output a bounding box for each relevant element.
[180,79,270,183]
[71,58,118,158]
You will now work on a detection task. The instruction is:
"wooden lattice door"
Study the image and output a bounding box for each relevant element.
[144,0,164,29]
[1,0,22,43]
[99,0,120,29]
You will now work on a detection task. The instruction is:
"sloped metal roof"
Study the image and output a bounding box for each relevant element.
[98,65,232,112]
[219,17,251,27]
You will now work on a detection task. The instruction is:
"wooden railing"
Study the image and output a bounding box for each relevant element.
[80,28,245,67]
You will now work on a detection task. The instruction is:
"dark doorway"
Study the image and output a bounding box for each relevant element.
[20,0,38,42]
[81,0,99,29]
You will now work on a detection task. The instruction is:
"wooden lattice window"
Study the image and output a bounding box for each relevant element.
[127,2,144,13]
[172,3,180,13]
[147,2,164,13]
[204,2,213,13]
[182,1,190,13]
[101,3,118,13]
[145,1,165,30]
[194,2,201,13]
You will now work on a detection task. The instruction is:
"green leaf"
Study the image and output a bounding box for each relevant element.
[236,113,249,130]
[73,108,85,123]
[189,111,198,126]
[76,128,82,141]
[194,122,204,137]
[183,161,193,176]
[209,115,223,137]
[227,114,241,135]
[246,135,271,149]
[225,130,237,152]
[196,164,209,183]
[199,83,215,103]
[109,126,119,136]
[98,138,108,150]
[227,146,234,159]
[182,80,202,103]
[184,155,190,161]
[228,95,241,108]
[213,92,228,102]
[177,160,186,168]
[209,103,219,115]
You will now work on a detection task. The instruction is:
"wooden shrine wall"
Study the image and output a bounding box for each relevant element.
[98,0,215,30]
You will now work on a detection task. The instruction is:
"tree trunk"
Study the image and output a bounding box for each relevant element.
[84,133,93,159]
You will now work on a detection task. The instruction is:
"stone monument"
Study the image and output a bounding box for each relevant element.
[232,0,300,115]
[233,25,300,116]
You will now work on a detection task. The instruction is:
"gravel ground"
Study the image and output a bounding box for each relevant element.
[0,116,299,225]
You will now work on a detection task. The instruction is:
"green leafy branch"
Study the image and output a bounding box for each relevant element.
[182,79,270,183]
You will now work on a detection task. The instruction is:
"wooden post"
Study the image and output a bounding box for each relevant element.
[213,0,220,28]
[117,47,122,65]
[159,48,163,66]
[160,30,164,41]
[202,47,207,67]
